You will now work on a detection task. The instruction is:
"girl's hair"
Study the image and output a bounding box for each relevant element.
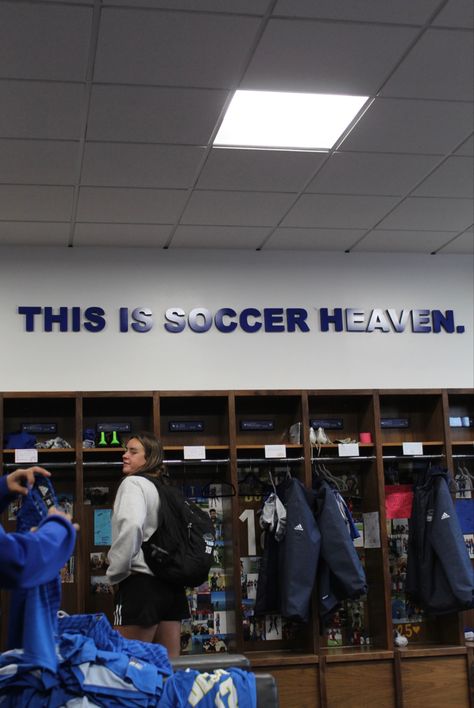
[127,431,164,476]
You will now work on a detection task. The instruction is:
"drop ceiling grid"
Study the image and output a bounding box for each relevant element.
[0,0,471,253]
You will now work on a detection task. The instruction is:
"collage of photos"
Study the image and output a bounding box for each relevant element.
[388,517,424,625]
[324,597,371,647]
[89,550,112,593]
[85,486,110,506]
[180,492,235,654]
[90,510,112,594]
[60,556,75,584]
[240,555,297,643]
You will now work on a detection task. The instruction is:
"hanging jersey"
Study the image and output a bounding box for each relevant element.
[7,578,61,672]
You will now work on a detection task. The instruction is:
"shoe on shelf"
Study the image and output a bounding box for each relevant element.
[315,427,332,445]
[109,430,123,447]
[96,431,108,447]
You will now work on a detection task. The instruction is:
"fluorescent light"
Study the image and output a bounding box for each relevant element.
[214,90,369,151]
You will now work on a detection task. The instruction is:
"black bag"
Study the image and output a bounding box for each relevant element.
[140,475,216,588]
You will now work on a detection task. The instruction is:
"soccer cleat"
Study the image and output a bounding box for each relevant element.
[97,431,108,447]
[109,430,122,447]
[311,427,332,456]
[315,427,332,445]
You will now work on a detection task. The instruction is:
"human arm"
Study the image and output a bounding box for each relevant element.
[0,512,76,589]
[106,476,151,585]
[0,467,77,589]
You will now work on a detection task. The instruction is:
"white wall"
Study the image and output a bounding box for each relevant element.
[0,247,472,391]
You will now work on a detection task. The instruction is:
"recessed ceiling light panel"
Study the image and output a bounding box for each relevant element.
[214,90,369,151]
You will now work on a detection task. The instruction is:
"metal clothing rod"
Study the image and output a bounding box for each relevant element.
[164,458,230,466]
[237,456,305,465]
[3,461,77,469]
[4,458,231,470]
[312,456,376,463]
[80,459,230,467]
[452,454,474,459]
[382,454,445,460]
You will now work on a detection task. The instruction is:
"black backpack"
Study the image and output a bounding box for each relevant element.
[140,475,216,588]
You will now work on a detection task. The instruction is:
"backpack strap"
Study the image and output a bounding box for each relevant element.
[135,473,164,531]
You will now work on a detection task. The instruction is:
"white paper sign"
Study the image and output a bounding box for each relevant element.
[363,511,381,548]
[338,443,360,457]
[265,444,286,458]
[183,445,206,460]
[402,442,423,456]
[14,448,38,463]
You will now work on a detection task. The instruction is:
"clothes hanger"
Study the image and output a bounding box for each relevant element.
[238,469,269,496]
[314,462,344,491]
[268,470,277,494]
[201,480,236,498]
[461,463,474,488]
[385,463,400,485]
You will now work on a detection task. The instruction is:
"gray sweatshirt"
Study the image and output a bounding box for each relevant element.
[106,475,160,585]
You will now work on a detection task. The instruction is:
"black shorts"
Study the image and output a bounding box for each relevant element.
[113,573,190,627]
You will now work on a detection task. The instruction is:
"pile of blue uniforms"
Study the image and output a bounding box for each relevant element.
[0,475,172,706]
[0,612,173,707]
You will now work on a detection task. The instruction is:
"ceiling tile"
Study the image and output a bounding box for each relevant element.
[282,194,399,228]
[197,149,326,192]
[342,98,474,154]
[413,156,474,197]
[81,143,205,188]
[437,228,474,253]
[181,191,295,226]
[87,86,227,144]
[382,29,474,101]
[0,2,92,81]
[0,185,73,221]
[77,187,188,223]
[101,0,268,12]
[74,223,172,247]
[242,19,418,93]
[273,0,441,24]
[39,0,93,4]
[0,221,70,246]
[354,229,459,253]
[432,0,474,28]
[377,196,473,230]
[264,227,365,251]
[0,140,80,184]
[455,135,474,155]
[171,225,270,249]
[0,81,85,140]
[0,1,471,255]
[306,152,439,195]
[95,9,260,88]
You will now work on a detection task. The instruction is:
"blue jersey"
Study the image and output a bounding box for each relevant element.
[0,475,76,590]
[159,668,256,708]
